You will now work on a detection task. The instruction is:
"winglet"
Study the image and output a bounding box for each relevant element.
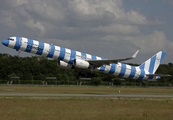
[131,50,139,59]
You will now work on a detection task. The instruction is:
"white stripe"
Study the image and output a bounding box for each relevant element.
[52,46,60,59]
[123,65,131,78]
[76,51,81,59]
[134,68,140,79]
[41,43,49,57]
[19,37,27,51]
[86,54,92,60]
[153,52,162,73]
[64,48,71,63]
[96,56,101,60]
[104,65,111,73]
[114,63,121,76]
[30,40,39,54]
[144,59,150,72]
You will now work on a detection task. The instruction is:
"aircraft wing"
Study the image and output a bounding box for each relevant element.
[146,74,172,77]
[87,50,139,67]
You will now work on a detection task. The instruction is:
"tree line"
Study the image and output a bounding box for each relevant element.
[0,53,172,86]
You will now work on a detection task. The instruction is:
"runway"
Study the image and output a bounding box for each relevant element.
[0,92,173,98]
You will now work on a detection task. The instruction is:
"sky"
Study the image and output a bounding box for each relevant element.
[0,0,172,64]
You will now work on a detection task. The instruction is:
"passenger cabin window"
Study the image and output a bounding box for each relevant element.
[8,38,14,41]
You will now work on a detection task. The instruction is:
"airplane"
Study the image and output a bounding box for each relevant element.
[2,37,171,80]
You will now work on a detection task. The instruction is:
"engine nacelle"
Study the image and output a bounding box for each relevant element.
[74,59,90,69]
[57,61,73,69]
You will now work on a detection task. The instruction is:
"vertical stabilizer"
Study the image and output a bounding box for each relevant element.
[139,51,166,74]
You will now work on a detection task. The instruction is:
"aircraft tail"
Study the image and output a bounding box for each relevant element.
[139,51,166,74]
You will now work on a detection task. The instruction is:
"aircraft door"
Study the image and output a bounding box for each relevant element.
[135,71,140,79]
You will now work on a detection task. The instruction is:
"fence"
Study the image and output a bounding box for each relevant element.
[0,79,172,87]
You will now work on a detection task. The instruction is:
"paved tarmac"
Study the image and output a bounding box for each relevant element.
[0,92,173,98]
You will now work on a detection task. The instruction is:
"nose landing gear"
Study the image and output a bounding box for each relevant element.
[17,50,20,59]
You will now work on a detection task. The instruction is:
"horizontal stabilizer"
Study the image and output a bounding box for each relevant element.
[146,74,172,77]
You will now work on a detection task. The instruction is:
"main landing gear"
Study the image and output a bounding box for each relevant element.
[17,50,20,59]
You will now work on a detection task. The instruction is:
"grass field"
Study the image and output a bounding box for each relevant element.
[0,96,173,120]
[0,85,173,94]
[0,85,173,120]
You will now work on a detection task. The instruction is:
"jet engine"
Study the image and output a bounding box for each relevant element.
[73,59,90,69]
[57,60,73,69]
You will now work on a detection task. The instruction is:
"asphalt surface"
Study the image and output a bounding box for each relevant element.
[0,92,173,98]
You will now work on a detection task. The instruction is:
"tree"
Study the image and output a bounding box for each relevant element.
[0,53,172,86]
[113,77,122,85]
[34,74,45,80]
[92,77,102,86]
[21,73,33,80]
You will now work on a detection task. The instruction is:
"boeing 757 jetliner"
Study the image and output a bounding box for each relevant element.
[2,37,171,80]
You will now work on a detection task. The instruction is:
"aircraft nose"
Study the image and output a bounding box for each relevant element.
[2,40,9,46]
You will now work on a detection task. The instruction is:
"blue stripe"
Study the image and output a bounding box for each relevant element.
[47,45,55,58]
[160,52,166,64]
[139,63,145,70]
[81,52,86,60]
[138,70,145,79]
[99,66,105,71]
[58,47,66,60]
[91,55,96,60]
[14,37,22,51]
[149,55,156,74]
[25,39,33,53]
[128,66,136,79]
[36,41,44,55]
[101,58,106,70]
[118,63,126,77]
[69,50,76,64]
[108,64,116,74]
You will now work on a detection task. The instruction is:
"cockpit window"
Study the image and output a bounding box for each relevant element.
[8,38,14,41]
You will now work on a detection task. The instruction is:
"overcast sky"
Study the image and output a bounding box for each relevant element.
[0,0,172,64]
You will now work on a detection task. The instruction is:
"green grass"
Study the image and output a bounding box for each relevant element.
[0,86,173,120]
[0,97,173,120]
[0,85,173,94]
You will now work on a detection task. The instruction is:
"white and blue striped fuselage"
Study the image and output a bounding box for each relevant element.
[2,37,162,80]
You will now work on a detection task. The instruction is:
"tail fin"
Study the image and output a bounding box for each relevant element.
[139,51,166,74]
